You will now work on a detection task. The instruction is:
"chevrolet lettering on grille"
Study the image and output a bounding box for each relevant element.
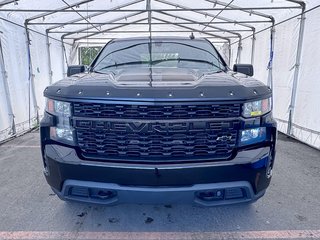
[74,118,239,161]
[75,120,234,133]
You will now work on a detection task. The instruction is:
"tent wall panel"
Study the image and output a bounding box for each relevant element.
[229,43,238,66]
[251,29,270,85]
[0,20,36,140]
[29,32,50,116]
[0,40,11,141]
[0,17,67,141]
[29,30,71,118]
[291,8,320,148]
[236,18,304,145]
[216,43,230,65]
[50,40,65,82]
[272,18,299,133]
[239,38,252,64]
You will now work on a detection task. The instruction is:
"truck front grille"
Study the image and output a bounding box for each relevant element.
[74,113,240,163]
[73,102,241,119]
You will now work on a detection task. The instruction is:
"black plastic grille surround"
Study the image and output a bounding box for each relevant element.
[73,102,241,119]
[75,121,239,162]
[73,102,241,162]
[74,115,240,163]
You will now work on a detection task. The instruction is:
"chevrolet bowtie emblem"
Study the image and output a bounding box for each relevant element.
[216,135,232,141]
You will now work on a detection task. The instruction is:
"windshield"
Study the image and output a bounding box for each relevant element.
[92,38,226,73]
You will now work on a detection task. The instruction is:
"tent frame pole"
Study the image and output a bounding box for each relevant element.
[60,0,100,32]
[24,22,39,127]
[251,29,256,65]
[23,1,94,125]
[237,38,242,64]
[24,0,95,79]
[61,12,144,39]
[154,0,256,35]
[227,39,231,66]
[29,20,272,25]
[267,24,275,89]
[45,30,53,85]
[287,2,306,135]
[24,0,93,24]
[205,0,274,20]
[51,29,253,34]
[61,37,66,78]
[157,11,242,43]
[205,0,274,66]
[0,6,302,13]
[0,0,18,7]
[67,17,148,42]
[46,0,145,32]
[76,40,228,44]
[152,17,230,42]
[65,16,232,42]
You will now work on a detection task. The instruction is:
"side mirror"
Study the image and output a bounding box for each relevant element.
[67,65,86,77]
[233,64,254,76]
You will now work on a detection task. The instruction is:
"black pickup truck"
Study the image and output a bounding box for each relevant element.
[40,37,277,206]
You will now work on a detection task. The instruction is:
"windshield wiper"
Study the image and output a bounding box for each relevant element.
[94,58,225,73]
[92,41,227,72]
[94,60,147,72]
[92,42,149,71]
[151,58,225,72]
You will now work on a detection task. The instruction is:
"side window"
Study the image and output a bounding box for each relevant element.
[79,47,102,65]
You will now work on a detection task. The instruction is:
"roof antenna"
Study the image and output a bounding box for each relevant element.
[189,32,195,40]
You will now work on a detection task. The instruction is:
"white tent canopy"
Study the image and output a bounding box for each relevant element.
[0,0,320,149]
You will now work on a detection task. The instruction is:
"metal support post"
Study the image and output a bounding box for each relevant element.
[287,4,306,135]
[46,30,53,85]
[228,39,231,66]
[147,0,151,35]
[251,29,256,65]
[24,22,39,127]
[61,37,66,78]
[267,24,275,90]
[237,39,242,64]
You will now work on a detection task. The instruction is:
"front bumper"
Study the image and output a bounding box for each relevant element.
[43,144,274,206]
[53,180,265,206]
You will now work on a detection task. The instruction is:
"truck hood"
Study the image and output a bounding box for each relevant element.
[44,67,271,102]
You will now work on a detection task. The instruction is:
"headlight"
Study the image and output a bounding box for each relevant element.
[46,99,71,117]
[242,97,271,118]
[46,98,73,143]
[50,127,74,142]
[239,127,266,146]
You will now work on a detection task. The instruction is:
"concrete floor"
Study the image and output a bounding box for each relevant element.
[0,131,319,240]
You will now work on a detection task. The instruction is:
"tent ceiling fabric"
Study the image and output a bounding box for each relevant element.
[0,0,303,44]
